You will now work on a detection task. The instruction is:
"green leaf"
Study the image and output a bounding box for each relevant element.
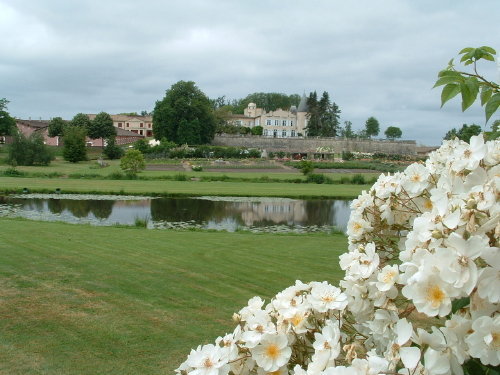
[482,54,495,61]
[451,297,470,313]
[480,46,496,54]
[485,93,500,123]
[460,51,474,63]
[459,47,474,54]
[433,75,461,88]
[438,70,462,79]
[460,81,478,111]
[480,86,493,106]
[441,84,461,107]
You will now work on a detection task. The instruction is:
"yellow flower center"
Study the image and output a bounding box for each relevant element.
[265,343,280,359]
[291,314,304,327]
[426,284,445,308]
[203,358,214,368]
[424,199,433,210]
[492,332,500,349]
[322,295,334,303]
[382,271,396,283]
[353,222,363,231]
[411,174,421,182]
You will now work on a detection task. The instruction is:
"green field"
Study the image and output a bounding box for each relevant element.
[0,219,346,374]
[0,176,369,198]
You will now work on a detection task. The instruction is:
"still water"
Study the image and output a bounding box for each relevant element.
[0,194,352,233]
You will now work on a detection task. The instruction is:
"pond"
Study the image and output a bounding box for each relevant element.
[0,194,352,234]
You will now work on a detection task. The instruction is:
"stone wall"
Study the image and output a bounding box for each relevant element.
[212,135,417,155]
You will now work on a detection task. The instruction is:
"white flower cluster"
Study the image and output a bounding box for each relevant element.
[176,135,499,375]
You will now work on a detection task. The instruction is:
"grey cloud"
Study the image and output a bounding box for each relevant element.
[1,0,499,145]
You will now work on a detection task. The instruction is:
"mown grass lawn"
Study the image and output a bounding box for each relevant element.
[0,176,369,198]
[0,219,347,374]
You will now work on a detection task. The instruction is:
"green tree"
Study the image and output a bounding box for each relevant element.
[87,112,116,149]
[0,110,16,136]
[120,149,145,176]
[306,91,341,137]
[71,113,91,128]
[444,124,482,143]
[103,136,124,160]
[153,81,217,145]
[8,132,53,166]
[434,46,499,123]
[365,117,380,138]
[177,118,201,145]
[305,91,320,136]
[48,117,66,137]
[251,126,263,135]
[63,126,87,163]
[0,98,9,111]
[0,98,16,136]
[384,126,402,140]
[229,92,301,113]
[341,121,355,138]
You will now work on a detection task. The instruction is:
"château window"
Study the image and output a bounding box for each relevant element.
[290,121,293,126]
[282,130,287,137]
[118,123,123,128]
[266,119,271,126]
[274,120,279,126]
[282,120,287,126]
[291,130,296,137]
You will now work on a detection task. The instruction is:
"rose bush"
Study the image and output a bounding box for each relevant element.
[176,133,498,375]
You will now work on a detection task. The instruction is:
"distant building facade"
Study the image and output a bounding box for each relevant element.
[229,94,309,138]
[87,114,153,137]
[15,119,144,146]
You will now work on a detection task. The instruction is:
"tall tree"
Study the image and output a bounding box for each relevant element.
[444,123,481,143]
[63,126,87,163]
[229,92,301,113]
[305,91,320,136]
[153,81,216,145]
[0,98,16,136]
[306,91,341,137]
[71,113,91,128]
[384,126,402,140]
[48,117,66,137]
[365,117,380,138]
[341,121,355,138]
[87,112,116,149]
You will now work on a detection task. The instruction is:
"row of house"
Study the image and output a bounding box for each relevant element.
[14,117,145,147]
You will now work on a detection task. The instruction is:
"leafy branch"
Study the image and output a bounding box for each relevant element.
[434,46,499,123]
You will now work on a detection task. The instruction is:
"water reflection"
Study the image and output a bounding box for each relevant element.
[0,195,352,233]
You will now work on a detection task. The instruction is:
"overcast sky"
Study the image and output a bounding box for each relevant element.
[1,0,499,145]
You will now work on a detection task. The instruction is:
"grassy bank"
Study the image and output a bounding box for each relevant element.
[0,176,369,198]
[0,219,346,374]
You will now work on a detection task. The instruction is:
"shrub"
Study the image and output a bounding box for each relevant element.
[3,167,24,176]
[8,132,54,166]
[350,173,366,184]
[341,150,354,160]
[120,149,145,176]
[103,137,124,160]
[63,126,87,163]
[191,165,203,172]
[305,173,332,184]
[298,160,314,175]
[173,173,188,181]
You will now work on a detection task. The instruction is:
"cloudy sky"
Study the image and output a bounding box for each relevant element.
[1,0,499,145]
